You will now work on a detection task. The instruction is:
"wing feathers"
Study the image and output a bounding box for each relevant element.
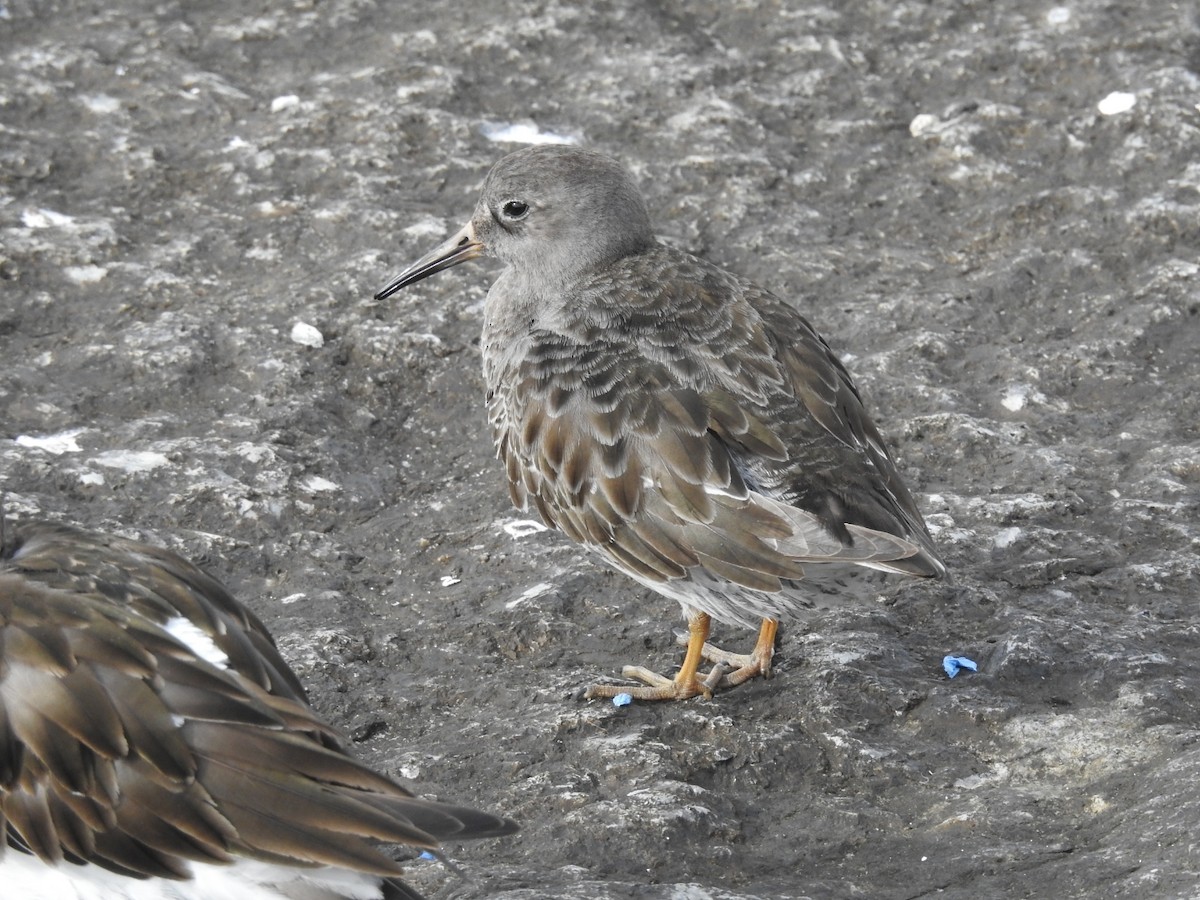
[489,292,944,617]
[1,520,517,884]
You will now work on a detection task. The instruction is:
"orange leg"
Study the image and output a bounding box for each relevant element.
[584,614,779,702]
[585,611,721,701]
[695,617,778,687]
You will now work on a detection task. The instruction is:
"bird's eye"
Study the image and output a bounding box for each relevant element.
[501,200,529,220]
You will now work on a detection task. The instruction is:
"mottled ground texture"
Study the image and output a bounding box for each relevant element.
[3,1,1200,898]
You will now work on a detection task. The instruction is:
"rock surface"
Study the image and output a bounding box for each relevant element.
[2,1,1199,898]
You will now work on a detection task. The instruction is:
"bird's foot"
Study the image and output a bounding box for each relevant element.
[584,662,728,702]
[582,615,779,702]
[686,638,773,687]
[679,616,778,688]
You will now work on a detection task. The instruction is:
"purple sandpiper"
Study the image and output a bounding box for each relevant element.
[376,145,945,702]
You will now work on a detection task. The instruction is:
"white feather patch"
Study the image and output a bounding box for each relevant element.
[4,851,389,900]
[163,616,230,668]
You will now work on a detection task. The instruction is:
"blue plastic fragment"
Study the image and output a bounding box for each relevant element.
[943,655,978,678]
[613,692,634,707]
[419,851,437,861]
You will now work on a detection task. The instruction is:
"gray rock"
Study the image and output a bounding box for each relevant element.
[2,1,1198,897]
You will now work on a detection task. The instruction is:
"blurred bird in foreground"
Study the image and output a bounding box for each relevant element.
[0,516,516,899]
[376,145,945,702]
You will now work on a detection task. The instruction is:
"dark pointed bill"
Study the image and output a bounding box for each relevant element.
[374,222,484,300]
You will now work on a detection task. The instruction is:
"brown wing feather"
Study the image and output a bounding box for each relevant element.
[491,337,819,587]
[0,519,517,882]
[750,288,944,575]
[486,245,945,601]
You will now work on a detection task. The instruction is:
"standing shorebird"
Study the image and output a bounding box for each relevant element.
[376,145,945,702]
[0,517,516,899]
